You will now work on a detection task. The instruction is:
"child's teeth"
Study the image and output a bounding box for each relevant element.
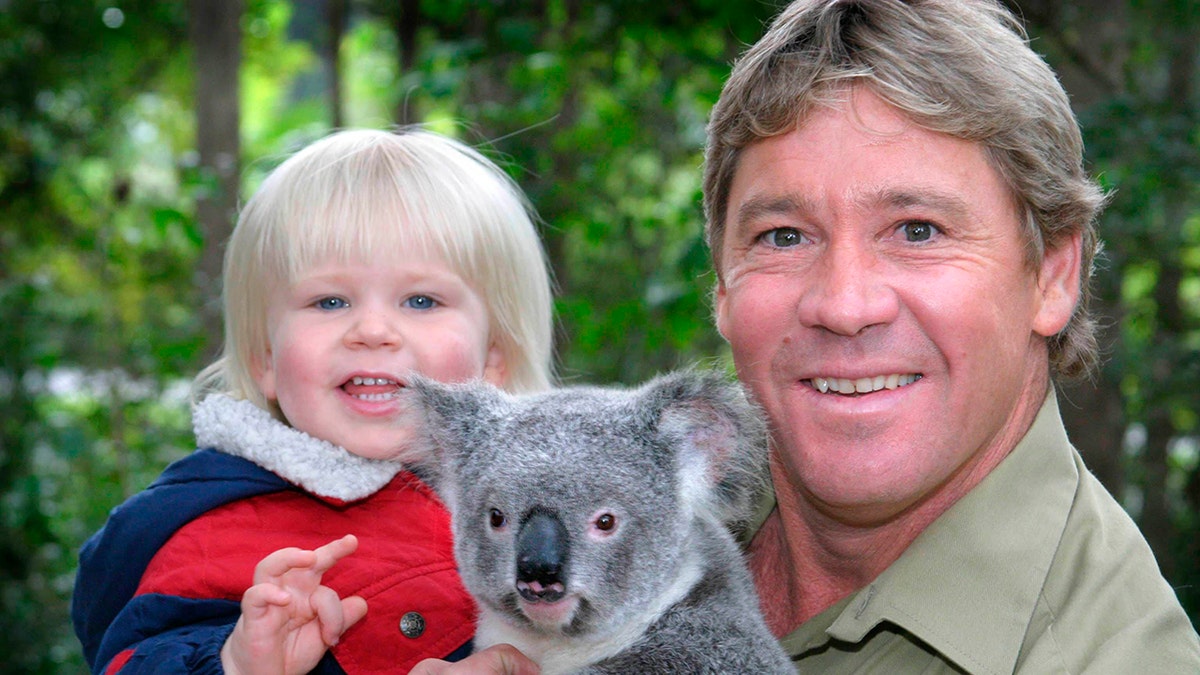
[354,392,398,401]
[351,376,394,386]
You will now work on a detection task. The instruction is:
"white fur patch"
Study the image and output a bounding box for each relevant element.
[192,394,407,501]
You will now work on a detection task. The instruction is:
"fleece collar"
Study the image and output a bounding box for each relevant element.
[192,394,408,503]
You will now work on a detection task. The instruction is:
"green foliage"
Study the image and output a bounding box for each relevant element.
[1065,0,1200,623]
[2,2,1200,673]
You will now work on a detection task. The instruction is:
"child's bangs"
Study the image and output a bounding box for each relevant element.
[263,161,478,285]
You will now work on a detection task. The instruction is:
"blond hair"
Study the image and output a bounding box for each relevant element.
[704,0,1108,379]
[194,128,555,414]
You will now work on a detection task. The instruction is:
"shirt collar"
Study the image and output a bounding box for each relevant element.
[784,389,1079,674]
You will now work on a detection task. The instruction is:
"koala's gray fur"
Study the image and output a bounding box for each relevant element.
[406,370,794,675]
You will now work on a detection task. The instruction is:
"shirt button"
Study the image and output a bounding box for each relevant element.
[399,611,426,639]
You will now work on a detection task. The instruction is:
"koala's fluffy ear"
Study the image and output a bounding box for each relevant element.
[639,369,770,526]
[403,374,505,498]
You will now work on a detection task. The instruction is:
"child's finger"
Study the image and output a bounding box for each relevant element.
[310,534,358,574]
[310,585,351,646]
[241,582,293,614]
[253,547,319,583]
[342,595,368,631]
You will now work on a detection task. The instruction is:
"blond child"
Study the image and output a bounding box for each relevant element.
[72,129,555,675]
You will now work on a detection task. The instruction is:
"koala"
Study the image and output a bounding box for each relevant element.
[405,370,794,675]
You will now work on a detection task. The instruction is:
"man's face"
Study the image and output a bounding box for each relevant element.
[715,88,1080,526]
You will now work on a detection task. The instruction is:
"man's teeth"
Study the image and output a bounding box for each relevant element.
[811,374,921,394]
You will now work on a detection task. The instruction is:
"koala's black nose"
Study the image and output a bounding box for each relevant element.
[515,509,568,602]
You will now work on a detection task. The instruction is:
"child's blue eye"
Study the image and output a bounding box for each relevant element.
[316,297,348,311]
[404,295,437,310]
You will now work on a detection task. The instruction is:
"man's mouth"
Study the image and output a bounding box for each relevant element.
[807,373,922,395]
[342,376,403,401]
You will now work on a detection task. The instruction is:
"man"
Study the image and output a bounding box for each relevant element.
[705,0,1200,671]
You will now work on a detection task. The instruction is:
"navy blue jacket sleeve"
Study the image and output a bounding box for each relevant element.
[96,595,346,675]
[95,596,238,674]
[72,449,288,673]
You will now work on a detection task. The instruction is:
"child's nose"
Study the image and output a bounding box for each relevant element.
[345,309,402,349]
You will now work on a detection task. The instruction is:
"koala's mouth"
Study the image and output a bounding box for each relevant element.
[517,579,565,603]
[514,583,577,628]
[341,376,403,401]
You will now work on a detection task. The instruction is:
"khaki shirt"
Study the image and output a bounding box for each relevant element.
[757,389,1200,673]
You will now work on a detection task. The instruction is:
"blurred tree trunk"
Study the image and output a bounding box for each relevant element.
[393,0,421,123]
[1136,7,1196,577]
[190,0,242,359]
[1021,0,1200,577]
[328,0,347,128]
[1016,0,1129,497]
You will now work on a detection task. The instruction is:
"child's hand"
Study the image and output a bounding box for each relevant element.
[221,534,368,675]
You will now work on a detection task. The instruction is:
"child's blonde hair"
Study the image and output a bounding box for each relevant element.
[194,128,555,415]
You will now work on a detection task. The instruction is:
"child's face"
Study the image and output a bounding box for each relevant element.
[253,252,505,460]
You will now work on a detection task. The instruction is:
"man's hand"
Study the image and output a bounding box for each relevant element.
[221,534,368,675]
[408,644,540,675]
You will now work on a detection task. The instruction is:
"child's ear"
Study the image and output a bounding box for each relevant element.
[251,348,278,401]
[483,341,507,387]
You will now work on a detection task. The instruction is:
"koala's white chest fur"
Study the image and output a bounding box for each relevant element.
[474,553,705,675]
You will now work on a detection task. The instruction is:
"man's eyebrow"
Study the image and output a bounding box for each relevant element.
[733,194,812,231]
[870,187,974,221]
[731,186,978,234]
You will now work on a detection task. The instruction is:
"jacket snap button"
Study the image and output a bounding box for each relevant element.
[399,611,426,639]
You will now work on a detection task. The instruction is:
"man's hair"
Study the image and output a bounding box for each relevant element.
[704,0,1107,378]
[193,128,556,415]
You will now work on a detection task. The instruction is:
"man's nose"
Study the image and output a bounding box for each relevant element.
[797,239,898,336]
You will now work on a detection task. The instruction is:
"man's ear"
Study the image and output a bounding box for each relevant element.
[714,278,730,341]
[1033,230,1083,338]
[483,340,508,387]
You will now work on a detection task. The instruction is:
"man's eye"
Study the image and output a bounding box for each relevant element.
[315,297,348,310]
[404,295,437,310]
[901,221,938,242]
[760,227,804,248]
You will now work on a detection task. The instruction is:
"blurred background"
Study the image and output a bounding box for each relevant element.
[1,0,1198,671]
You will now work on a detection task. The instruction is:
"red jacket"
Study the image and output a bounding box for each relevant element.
[138,471,476,673]
[73,394,477,674]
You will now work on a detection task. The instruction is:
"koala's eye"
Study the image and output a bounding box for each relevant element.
[594,513,616,532]
[488,508,507,529]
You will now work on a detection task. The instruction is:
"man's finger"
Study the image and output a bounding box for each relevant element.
[407,643,540,675]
